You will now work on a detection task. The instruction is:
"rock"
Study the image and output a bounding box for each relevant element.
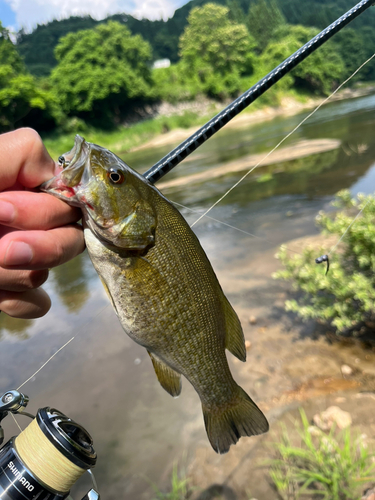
[362,488,375,500]
[249,316,257,325]
[341,364,353,376]
[335,397,346,403]
[313,406,352,431]
[245,340,252,351]
[196,484,237,500]
[307,425,322,437]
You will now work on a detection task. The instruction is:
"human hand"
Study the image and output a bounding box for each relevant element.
[0,128,85,319]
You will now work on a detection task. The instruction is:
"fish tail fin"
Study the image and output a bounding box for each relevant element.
[202,386,269,454]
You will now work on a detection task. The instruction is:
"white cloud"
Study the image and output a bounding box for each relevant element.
[132,0,184,21]
[5,0,187,30]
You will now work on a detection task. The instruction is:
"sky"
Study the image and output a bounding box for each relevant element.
[0,0,188,32]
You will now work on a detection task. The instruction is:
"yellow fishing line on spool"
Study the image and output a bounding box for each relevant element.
[0,397,98,500]
[15,418,84,493]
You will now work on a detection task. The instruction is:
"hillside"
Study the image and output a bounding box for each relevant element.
[15,0,375,77]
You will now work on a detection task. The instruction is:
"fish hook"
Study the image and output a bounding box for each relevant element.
[315,254,329,275]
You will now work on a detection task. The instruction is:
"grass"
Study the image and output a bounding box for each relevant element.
[147,462,190,500]
[41,110,206,161]
[269,409,375,500]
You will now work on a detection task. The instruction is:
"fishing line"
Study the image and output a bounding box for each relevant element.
[17,336,75,391]
[190,53,375,229]
[171,200,304,256]
[10,412,22,433]
[327,199,371,256]
[16,301,111,391]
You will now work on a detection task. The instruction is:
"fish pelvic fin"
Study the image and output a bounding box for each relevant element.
[203,386,269,454]
[148,351,182,398]
[223,298,246,362]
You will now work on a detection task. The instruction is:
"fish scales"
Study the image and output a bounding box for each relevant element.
[42,135,269,453]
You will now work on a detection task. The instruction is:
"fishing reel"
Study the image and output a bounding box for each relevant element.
[0,390,99,500]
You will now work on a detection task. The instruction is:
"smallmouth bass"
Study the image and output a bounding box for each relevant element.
[42,135,268,453]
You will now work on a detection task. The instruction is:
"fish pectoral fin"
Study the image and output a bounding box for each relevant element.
[223,298,246,362]
[115,199,156,250]
[148,351,182,398]
[99,276,118,314]
[203,385,269,454]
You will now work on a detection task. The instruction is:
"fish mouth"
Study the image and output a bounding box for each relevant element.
[41,135,91,207]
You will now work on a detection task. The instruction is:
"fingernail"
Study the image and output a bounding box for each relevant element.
[4,242,33,266]
[0,200,15,222]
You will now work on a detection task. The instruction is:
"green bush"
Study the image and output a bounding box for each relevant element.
[274,190,375,334]
[269,409,375,500]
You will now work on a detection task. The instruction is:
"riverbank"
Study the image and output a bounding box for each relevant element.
[42,84,375,162]
[130,84,375,152]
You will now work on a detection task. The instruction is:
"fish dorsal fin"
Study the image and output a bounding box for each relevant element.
[223,298,246,362]
[148,351,182,398]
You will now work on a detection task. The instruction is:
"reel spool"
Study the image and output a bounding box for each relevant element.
[0,390,99,500]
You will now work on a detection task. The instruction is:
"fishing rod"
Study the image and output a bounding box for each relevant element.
[143,0,375,185]
[0,390,100,500]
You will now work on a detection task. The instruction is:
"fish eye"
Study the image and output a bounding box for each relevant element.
[107,168,125,185]
[58,156,70,168]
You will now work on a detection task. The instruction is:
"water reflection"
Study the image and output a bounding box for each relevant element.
[0,315,34,341]
[50,252,91,313]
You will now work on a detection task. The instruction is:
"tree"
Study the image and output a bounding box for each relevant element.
[247,0,286,53]
[50,21,154,125]
[226,0,247,24]
[260,25,345,95]
[0,22,59,131]
[333,28,366,80]
[179,4,256,97]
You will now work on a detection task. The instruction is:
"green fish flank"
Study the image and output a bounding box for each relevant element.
[41,135,269,453]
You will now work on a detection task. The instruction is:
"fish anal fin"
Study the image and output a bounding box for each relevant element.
[148,351,182,398]
[223,298,246,362]
[203,386,269,454]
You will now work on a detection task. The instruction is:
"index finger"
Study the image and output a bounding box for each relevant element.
[0,128,57,190]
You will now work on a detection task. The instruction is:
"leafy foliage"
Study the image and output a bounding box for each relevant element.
[14,0,375,79]
[50,21,153,126]
[247,0,286,53]
[274,190,375,334]
[1,0,374,131]
[261,25,345,95]
[0,22,60,131]
[269,409,375,500]
[179,4,256,97]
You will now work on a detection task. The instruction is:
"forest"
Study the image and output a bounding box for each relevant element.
[1,0,375,133]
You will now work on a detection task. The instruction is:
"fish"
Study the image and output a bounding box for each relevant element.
[41,135,269,453]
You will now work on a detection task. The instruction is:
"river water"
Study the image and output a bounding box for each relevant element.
[1,93,375,499]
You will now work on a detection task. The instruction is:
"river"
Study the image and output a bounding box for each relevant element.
[1,93,375,499]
